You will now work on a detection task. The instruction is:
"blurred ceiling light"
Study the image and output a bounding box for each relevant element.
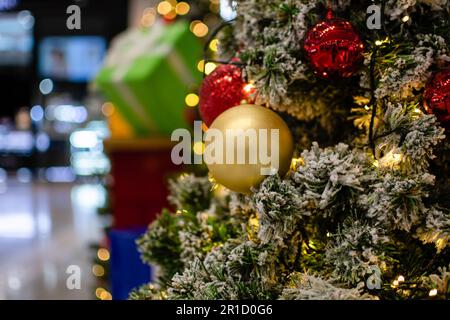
[30,105,44,122]
[16,168,32,183]
[220,0,237,20]
[197,60,205,72]
[0,131,34,153]
[17,10,34,29]
[0,0,19,11]
[35,132,50,152]
[70,130,99,149]
[95,287,106,299]
[86,120,111,139]
[45,167,76,183]
[0,168,7,183]
[39,78,54,95]
[70,153,110,176]
[71,184,107,209]
[209,2,220,14]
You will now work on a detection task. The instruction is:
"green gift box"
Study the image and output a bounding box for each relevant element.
[96,21,202,136]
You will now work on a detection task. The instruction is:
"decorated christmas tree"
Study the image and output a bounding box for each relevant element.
[131,0,450,300]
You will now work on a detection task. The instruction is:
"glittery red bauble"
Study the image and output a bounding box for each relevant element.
[424,69,450,130]
[199,64,251,127]
[303,10,364,79]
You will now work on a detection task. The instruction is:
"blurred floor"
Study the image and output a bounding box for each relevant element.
[0,180,104,299]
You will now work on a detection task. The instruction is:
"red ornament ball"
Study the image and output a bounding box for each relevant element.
[424,69,450,130]
[303,10,364,79]
[199,64,252,127]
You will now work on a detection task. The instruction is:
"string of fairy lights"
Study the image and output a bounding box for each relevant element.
[93,247,112,300]
[94,2,443,299]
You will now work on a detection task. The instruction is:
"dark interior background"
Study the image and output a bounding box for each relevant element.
[0,0,128,118]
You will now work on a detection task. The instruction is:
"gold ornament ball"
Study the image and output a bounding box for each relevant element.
[205,104,294,194]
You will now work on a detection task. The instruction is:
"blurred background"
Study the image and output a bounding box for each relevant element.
[0,0,228,300]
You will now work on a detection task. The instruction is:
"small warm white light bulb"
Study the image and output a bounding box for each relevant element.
[209,39,219,52]
[185,93,199,107]
[402,16,410,23]
[429,289,438,297]
[397,275,405,282]
[290,157,304,171]
[175,2,190,15]
[197,60,205,72]
[204,62,217,75]
[243,83,255,94]
[193,141,205,155]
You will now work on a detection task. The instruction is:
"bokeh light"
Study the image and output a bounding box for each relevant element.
[101,102,115,117]
[141,7,156,27]
[204,62,217,75]
[39,78,54,95]
[185,93,199,107]
[193,141,205,155]
[97,248,110,261]
[175,2,190,15]
[197,60,205,72]
[193,22,209,37]
[157,1,172,15]
[92,264,105,277]
[209,39,219,52]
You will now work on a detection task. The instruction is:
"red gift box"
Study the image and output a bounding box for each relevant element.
[105,138,181,229]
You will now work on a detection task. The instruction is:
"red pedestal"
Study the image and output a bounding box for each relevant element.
[105,138,180,229]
